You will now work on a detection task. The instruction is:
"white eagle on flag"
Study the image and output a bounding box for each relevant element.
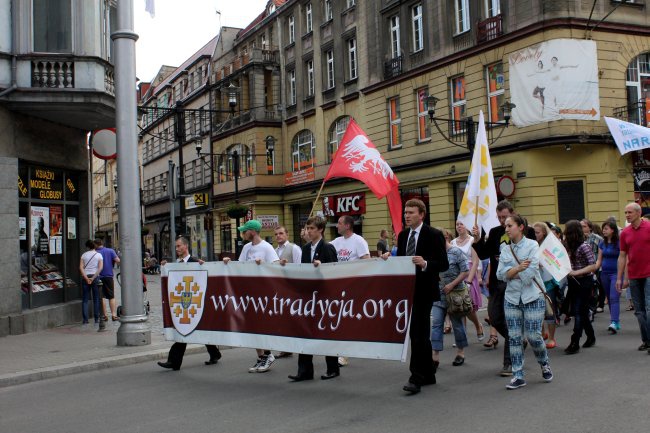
[341,134,396,180]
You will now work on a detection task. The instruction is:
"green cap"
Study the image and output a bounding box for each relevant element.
[238,219,262,232]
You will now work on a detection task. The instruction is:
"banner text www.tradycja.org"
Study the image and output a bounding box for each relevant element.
[210,290,409,333]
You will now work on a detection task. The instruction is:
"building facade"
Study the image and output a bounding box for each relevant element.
[0,0,116,335]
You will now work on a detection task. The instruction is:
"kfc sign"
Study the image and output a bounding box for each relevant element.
[323,193,366,216]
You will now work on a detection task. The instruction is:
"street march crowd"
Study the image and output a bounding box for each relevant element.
[127,198,650,395]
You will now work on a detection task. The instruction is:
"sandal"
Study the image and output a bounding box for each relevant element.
[483,335,498,348]
[476,324,485,341]
[444,326,452,334]
[111,316,119,321]
[546,340,556,349]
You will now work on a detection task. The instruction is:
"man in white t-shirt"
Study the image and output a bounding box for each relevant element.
[330,215,370,366]
[223,219,279,372]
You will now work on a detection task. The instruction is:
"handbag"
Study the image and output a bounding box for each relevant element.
[446,281,473,316]
[509,244,555,319]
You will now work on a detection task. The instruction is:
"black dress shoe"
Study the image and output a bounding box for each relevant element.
[288,373,314,382]
[452,355,465,366]
[582,337,596,348]
[564,342,580,355]
[157,361,180,371]
[204,358,219,365]
[402,381,421,394]
[320,371,340,380]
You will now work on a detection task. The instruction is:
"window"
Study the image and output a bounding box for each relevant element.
[390,15,401,58]
[557,180,585,224]
[291,130,316,171]
[328,116,351,162]
[305,3,313,33]
[326,50,335,89]
[306,60,315,96]
[388,97,401,149]
[347,0,356,8]
[454,0,470,34]
[450,76,466,134]
[288,69,297,105]
[415,88,430,142]
[412,4,423,53]
[626,52,650,125]
[33,0,72,52]
[485,0,500,17]
[218,144,252,183]
[486,63,505,123]
[288,16,295,44]
[348,38,358,80]
[324,0,333,21]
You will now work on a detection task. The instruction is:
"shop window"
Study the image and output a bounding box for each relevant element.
[388,96,401,149]
[291,130,316,171]
[33,0,72,53]
[557,180,585,224]
[415,88,430,142]
[327,116,351,163]
[450,76,466,134]
[486,63,505,123]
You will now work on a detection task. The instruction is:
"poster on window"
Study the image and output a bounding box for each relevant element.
[67,217,76,240]
[30,206,50,255]
[509,39,600,127]
[50,206,62,236]
[19,217,27,240]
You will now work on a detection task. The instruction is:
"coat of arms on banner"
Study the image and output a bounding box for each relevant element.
[167,270,208,336]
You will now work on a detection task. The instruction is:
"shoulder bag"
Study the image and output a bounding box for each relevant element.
[446,281,472,316]
[509,244,555,319]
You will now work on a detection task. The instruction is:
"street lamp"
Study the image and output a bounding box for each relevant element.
[426,95,515,153]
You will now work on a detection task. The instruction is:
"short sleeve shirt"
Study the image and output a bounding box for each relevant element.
[97,247,117,277]
[620,220,650,279]
[439,247,469,292]
[81,250,103,276]
[239,240,279,263]
[330,234,370,262]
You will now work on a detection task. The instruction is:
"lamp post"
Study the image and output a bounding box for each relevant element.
[425,95,515,152]
[195,136,276,256]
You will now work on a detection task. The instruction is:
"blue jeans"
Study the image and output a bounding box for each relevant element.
[82,276,100,323]
[430,302,468,351]
[504,298,549,380]
[628,277,650,344]
[600,271,621,323]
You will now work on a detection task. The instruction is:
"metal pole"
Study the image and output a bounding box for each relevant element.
[466,116,475,155]
[233,150,241,256]
[169,159,177,261]
[174,103,186,235]
[113,0,150,346]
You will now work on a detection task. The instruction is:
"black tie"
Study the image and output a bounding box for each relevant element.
[406,230,417,256]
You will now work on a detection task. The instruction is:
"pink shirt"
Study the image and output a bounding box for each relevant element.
[620,219,650,279]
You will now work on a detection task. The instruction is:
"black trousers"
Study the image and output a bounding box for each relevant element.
[488,282,511,367]
[297,354,339,376]
[408,293,435,385]
[570,276,595,344]
[167,343,220,368]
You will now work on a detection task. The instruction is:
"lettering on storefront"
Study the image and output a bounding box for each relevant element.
[185,193,208,210]
[323,193,366,216]
[285,167,315,186]
[29,168,63,200]
[66,178,76,194]
[18,176,28,197]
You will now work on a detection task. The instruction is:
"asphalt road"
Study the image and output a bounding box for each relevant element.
[1,309,648,433]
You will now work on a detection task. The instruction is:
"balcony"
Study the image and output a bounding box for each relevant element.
[613,99,647,126]
[212,106,282,137]
[213,48,279,82]
[384,55,403,79]
[1,54,116,129]
[477,15,503,44]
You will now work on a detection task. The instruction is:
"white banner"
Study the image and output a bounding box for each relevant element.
[537,233,572,282]
[604,116,650,155]
[510,39,600,127]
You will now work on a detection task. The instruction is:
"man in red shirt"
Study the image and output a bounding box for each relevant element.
[617,203,650,353]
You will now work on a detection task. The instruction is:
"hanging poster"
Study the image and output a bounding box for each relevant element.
[67,217,76,240]
[509,39,600,127]
[30,206,50,254]
[19,217,27,240]
[50,206,62,236]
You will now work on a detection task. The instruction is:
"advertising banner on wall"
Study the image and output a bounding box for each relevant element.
[510,39,600,127]
[162,259,416,361]
[30,206,50,254]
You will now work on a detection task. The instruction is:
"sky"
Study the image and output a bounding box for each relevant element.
[134,0,269,82]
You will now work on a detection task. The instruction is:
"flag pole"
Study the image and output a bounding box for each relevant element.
[308,179,327,218]
[474,196,479,228]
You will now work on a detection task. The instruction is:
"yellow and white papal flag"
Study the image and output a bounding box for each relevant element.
[456,111,500,234]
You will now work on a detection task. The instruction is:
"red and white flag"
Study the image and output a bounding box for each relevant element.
[324,119,402,234]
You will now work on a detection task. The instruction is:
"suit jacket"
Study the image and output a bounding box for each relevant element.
[301,239,338,264]
[397,224,449,301]
[179,256,199,263]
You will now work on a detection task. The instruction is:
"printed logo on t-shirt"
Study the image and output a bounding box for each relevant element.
[337,249,353,262]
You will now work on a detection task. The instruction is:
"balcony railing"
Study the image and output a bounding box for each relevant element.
[384,55,403,79]
[213,48,278,82]
[477,14,503,44]
[31,59,74,88]
[613,99,647,126]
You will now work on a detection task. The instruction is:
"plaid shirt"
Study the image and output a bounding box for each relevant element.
[571,242,595,272]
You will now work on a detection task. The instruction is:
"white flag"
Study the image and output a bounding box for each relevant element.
[537,233,572,282]
[145,0,155,18]
[604,116,650,155]
[456,111,500,234]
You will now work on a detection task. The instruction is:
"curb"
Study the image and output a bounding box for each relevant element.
[0,346,205,388]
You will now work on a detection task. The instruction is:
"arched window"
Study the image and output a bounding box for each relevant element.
[217,144,251,183]
[291,130,315,171]
[327,116,351,163]
[625,53,650,125]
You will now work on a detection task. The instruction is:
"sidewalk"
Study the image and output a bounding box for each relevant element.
[0,273,204,388]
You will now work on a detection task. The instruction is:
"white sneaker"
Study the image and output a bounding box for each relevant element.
[256,354,275,373]
[338,356,348,367]
[248,358,264,373]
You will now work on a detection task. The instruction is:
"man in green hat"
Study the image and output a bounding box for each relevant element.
[223,219,279,372]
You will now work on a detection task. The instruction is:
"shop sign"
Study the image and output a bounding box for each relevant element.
[322,192,366,216]
[185,193,208,210]
[634,167,650,193]
[258,215,279,229]
[285,167,315,186]
[29,167,63,200]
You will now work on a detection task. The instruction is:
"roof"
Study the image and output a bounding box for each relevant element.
[237,0,287,39]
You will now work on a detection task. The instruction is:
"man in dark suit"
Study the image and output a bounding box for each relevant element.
[384,199,448,394]
[288,216,340,382]
[157,236,221,371]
